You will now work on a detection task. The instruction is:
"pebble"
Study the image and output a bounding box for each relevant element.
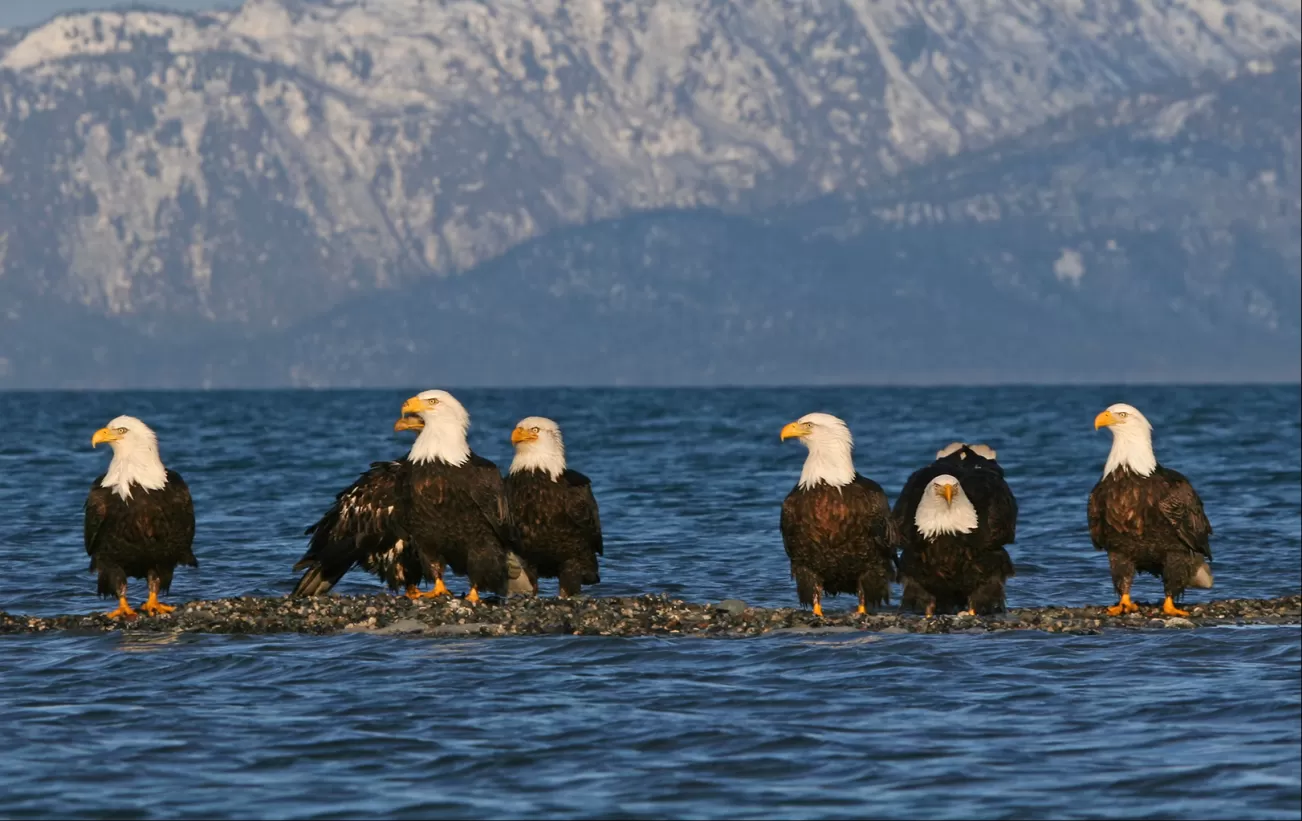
[715,599,747,616]
[0,594,1295,638]
[369,618,427,635]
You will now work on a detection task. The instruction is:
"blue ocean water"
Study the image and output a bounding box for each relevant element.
[0,386,1298,819]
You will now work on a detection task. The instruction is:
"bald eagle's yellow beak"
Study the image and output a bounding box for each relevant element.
[1094,410,1118,430]
[941,483,955,504]
[511,427,537,445]
[91,428,120,448]
[394,415,424,433]
[780,422,808,441]
[401,396,429,415]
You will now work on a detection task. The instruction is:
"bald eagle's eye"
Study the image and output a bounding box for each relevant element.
[1116,411,1128,418]
[531,427,540,434]
[115,427,128,434]
[428,398,439,406]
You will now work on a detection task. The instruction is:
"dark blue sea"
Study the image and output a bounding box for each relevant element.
[0,386,1298,819]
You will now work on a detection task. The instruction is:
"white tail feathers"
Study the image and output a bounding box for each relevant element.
[1191,563,1214,589]
[505,551,536,597]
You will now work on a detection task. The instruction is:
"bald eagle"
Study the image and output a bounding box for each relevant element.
[504,417,603,597]
[393,391,530,600]
[893,443,1019,616]
[778,413,899,616]
[293,392,531,601]
[84,416,197,618]
[1090,404,1213,617]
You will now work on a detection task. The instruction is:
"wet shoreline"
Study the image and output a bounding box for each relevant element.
[1,593,1298,637]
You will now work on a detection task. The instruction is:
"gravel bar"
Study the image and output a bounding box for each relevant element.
[1,594,1298,637]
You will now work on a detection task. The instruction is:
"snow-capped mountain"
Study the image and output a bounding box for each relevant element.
[0,0,1298,386]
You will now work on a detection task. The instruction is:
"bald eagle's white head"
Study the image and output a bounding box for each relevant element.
[509,416,566,480]
[937,442,965,459]
[967,443,997,461]
[915,474,978,539]
[91,415,168,500]
[1094,403,1156,478]
[936,442,998,462]
[780,412,855,489]
[399,390,472,466]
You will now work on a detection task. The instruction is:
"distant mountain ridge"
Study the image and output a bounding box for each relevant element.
[0,0,1298,387]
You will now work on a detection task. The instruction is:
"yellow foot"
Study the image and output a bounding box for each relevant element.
[138,591,175,616]
[406,578,452,599]
[856,604,866,615]
[104,597,137,620]
[812,601,824,618]
[924,603,936,618]
[1106,594,1140,616]
[1162,597,1190,617]
[964,609,976,617]
[466,587,481,604]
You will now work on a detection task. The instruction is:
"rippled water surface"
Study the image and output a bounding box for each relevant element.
[0,386,1299,818]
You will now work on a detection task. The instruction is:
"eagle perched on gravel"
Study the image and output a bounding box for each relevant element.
[85,416,197,619]
[893,443,1018,616]
[778,413,899,617]
[504,417,604,597]
[1089,404,1213,617]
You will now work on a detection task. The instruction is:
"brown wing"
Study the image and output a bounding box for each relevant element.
[779,492,802,562]
[84,477,113,559]
[851,475,901,573]
[465,453,518,549]
[1087,481,1108,551]
[1155,467,1213,561]
[963,471,1018,546]
[296,460,409,570]
[160,470,198,566]
[564,470,604,557]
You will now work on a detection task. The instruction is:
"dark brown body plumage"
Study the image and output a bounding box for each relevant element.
[893,452,1018,615]
[406,454,519,596]
[505,468,603,596]
[1088,466,1213,602]
[779,476,899,609]
[292,460,423,596]
[84,471,197,599]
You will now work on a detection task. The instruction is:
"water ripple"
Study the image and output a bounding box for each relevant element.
[0,387,1298,818]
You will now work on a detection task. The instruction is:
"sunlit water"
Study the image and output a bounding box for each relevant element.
[0,386,1298,818]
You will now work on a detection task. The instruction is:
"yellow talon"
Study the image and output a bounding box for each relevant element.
[812,601,823,617]
[924,602,936,618]
[406,577,452,599]
[1162,596,1190,617]
[104,596,137,620]
[466,586,481,604]
[856,604,866,615]
[138,591,175,616]
[1106,593,1141,616]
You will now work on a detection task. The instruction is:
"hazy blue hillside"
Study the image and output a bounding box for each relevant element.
[0,1,1297,386]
